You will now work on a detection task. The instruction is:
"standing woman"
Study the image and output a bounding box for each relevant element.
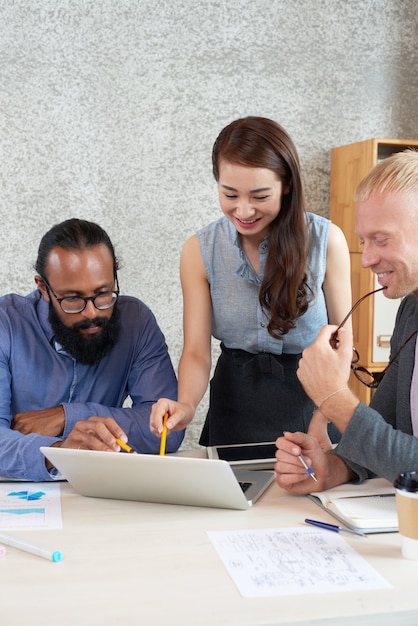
[151,117,352,445]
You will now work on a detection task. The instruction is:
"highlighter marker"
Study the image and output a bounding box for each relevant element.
[0,532,62,562]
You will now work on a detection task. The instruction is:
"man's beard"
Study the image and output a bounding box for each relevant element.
[48,303,120,365]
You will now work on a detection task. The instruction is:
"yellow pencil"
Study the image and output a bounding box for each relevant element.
[115,438,137,454]
[159,413,169,456]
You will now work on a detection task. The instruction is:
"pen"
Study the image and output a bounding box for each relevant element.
[305,518,367,538]
[159,412,169,456]
[298,454,318,482]
[115,438,138,454]
[0,532,63,561]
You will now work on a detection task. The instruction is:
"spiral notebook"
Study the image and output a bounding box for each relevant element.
[307,477,398,534]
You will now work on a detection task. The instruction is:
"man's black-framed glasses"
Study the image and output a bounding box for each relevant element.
[41,276,120,314]
[330,286,417,389]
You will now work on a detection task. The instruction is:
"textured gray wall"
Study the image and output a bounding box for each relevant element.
[1,0,417,448]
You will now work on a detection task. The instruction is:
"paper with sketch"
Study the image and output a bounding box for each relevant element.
[207,527,391,598]
[0,483,62,530]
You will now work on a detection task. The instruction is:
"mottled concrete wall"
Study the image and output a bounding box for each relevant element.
[1,0,417,448]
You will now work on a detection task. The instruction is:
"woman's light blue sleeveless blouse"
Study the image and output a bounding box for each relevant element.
[197,213,329,355]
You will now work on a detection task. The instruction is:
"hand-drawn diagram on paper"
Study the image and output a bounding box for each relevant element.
[207,526,391,597]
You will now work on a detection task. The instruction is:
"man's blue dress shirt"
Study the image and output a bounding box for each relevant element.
[0,290,182,480]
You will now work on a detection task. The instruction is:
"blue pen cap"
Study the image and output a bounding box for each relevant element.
[394,471,418,493]
[52,551,63,562]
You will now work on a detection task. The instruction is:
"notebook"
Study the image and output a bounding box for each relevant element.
[40,447,274,510]
[307,477,398,534]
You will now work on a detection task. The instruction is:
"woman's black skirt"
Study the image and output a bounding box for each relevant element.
[199,343,340,446]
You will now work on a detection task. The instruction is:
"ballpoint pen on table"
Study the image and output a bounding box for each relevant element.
[159,413,169,456]
[305,518,367,538]
[298,454,318,482]
[115,438,139,454]
[0,532,63,561]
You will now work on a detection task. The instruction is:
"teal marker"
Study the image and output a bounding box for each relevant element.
[0,532,62,562]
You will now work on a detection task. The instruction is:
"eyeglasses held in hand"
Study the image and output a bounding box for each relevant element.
[330,287,417,388]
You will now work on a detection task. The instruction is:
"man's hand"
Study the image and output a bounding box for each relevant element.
[12,406,65,437]
[296,325,353,409]
[59,416,127,452]
[274,431,353,495]
[297,325,360,433]
[45,416,129,470]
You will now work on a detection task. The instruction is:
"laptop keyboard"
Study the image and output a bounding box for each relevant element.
[239,481,253,493]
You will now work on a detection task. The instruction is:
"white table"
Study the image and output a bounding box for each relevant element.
[1,469,418,626]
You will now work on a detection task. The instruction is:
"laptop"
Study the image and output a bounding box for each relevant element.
[40,447,274,510]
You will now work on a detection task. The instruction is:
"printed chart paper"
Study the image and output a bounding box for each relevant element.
[0,483,62,530]
[207,526,391,597]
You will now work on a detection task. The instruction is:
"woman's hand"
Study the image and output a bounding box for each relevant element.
[150,398,195,435]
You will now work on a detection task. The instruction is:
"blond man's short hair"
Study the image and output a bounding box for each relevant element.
[355,149,418,202]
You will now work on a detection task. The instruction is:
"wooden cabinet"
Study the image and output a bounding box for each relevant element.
[329,138,418,404]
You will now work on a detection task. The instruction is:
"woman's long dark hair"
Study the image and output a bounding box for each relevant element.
[212,116,311,337]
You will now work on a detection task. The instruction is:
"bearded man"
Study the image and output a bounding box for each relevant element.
[1,218,182,480]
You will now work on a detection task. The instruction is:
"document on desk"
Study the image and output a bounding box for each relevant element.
[0,483,62,530]
[207,527,391,598]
